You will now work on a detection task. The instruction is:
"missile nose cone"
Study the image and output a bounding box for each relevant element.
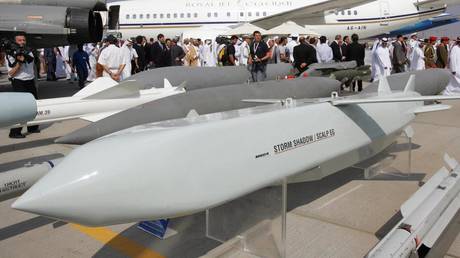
[12,133,171,226]
[11,163,103,225]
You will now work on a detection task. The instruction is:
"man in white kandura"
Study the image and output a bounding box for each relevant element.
[375,38,392,80]
[410,40,425,71]
[444,37,460,96]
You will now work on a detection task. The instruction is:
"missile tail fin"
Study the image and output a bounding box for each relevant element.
[377,76,392,95]
[404,75,416,93]
[164,78,173,89]
[73,77,119,99]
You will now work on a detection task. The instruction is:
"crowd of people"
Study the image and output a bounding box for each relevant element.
[19,31,460,93]
[3,30,460,138]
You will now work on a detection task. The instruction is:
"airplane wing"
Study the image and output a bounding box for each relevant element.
[415,0,458,8]
[251,0,373,29]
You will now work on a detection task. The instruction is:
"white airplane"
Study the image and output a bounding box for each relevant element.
[106,0,458,39]
[7,78,185,128]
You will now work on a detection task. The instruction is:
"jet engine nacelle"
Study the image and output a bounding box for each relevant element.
[0,0,106,10]
[0,4,103,48]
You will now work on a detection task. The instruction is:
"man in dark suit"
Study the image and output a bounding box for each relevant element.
[150,34,167,68]
[392,35,408,73]
[330,35,343,62]
[346,34,365,92]
[293,37,318,75]
[132,35,146,73]
[341,36,350,61]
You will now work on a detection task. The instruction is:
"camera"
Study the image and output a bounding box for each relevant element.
[0,38,34,65]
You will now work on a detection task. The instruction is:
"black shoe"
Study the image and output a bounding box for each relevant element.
[28,128,41,134]
[9,133,26,139]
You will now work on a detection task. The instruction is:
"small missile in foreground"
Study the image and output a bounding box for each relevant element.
[367,156,460,258]
[0,159,61,202]
[0,93,37,128]
[13,76,460,226]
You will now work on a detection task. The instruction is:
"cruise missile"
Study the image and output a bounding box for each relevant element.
[13,76,460,226]
[125,63,295,90]
[367,155,460,258]
[3,77,185,129]
[0,93,37,128]
[55,77,341,145]
[56,69,450,145]
[363,68,451,96]
[0,158,61,202]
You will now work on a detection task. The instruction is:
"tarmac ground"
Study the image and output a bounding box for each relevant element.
[0,70,460,258]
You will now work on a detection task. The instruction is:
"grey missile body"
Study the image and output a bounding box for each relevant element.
[56,77,340,144]
[0,93,37,128]
[0,159,61,202]
[56,69,450,145]
[363,68,451,95]
[126,63,295,90]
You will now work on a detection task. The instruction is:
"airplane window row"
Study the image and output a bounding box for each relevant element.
[126,11,268,20]
[126,13,199,20]
[335,10,359,16]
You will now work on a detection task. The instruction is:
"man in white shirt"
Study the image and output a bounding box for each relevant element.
[286,34,299,63]
[98,35,125,81]
[5,33,40,138]
[375,38,392,80]
[316,36,333,63]
[239,35,251,66]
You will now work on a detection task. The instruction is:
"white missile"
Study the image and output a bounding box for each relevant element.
[0,159,62,202]
[12,76,460,226]
[0,93,37,128]
[5,77,185,128]
[367,155,460,258]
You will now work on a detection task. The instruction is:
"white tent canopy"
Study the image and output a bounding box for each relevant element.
[223,23,267,36]
[266,21,320,37]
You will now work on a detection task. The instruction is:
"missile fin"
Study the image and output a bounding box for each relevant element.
[186,109,199,119]
[377,76,392,95]
[241,99,283,104]
[82,80,143,100]
[404,74,416,93]
[164,79,173,89]
[176,81,188,91]
[81,112,119,122]
[400,167,450,217]
[73,77,119,99]
[444,153,459,171]
[413,104,451,114]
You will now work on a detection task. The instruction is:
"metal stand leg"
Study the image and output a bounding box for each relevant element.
[204,179,287,258]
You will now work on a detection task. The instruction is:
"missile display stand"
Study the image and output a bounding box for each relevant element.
[354,126,415,180]
[204,178,287,258]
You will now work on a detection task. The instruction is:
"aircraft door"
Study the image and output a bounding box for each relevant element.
[379,0,390,26]
[108,5,120,30]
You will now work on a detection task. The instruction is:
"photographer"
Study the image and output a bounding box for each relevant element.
[4,32,40,139]
[248,31,270,82]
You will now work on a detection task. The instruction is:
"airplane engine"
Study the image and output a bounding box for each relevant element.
[0,0,106,10]
[0,4,103,48]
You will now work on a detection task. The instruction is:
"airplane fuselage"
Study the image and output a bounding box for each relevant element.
[107,0,451,39]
